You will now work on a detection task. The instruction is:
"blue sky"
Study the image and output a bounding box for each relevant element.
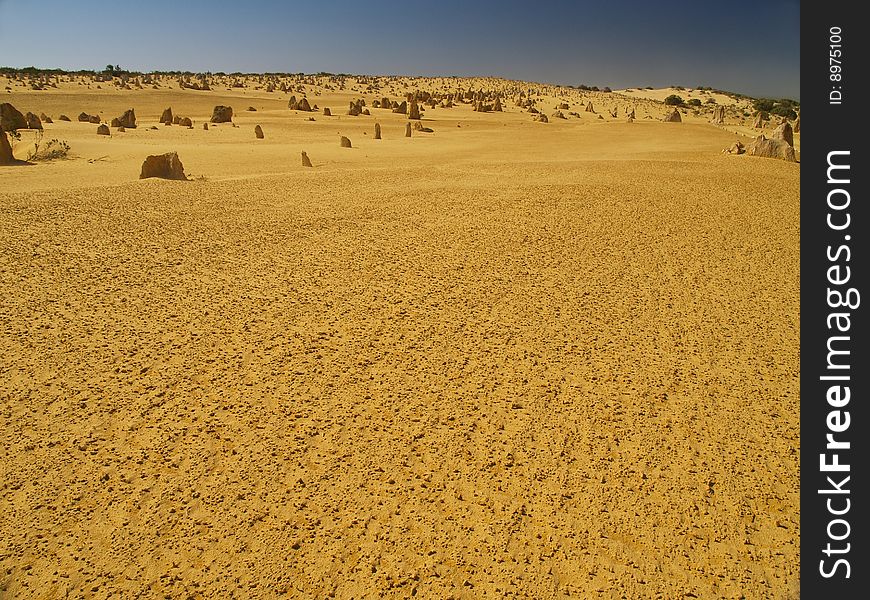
[0,0,800,99]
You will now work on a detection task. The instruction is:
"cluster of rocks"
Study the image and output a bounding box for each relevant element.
[159,109,193,127]
[746,121,796,162]
[177,79,210,91]
[78,112,101,124]
[723,141,745,155]
[110,109,136,129]
[2,103,46,131]
[725,120,796,162]
[288,96,313,111]
[347,99,370,116]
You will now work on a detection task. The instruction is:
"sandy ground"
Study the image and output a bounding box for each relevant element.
[1,77,799,599]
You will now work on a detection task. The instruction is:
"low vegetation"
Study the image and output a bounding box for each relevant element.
[26,136,71,161]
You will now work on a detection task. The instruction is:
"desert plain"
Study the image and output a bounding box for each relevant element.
[1,73,799,598]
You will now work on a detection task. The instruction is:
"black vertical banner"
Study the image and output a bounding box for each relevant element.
[801,2,868,597]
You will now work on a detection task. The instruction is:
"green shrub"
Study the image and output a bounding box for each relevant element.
[664,95,684,106]
[752,98,775,113]
[687,98,702,106]
[770,105,797,120]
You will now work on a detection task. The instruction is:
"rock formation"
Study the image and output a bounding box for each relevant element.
[0,103,26,131]
[724,141,745,154]
[140,152,188,179]
[771,121,794,147]
[211,106,233,123]
[24,112,43,129]
[405,122,412,137]
[663,108,682,122]
[254,125,264,139]
[745,134,796,162]
[97,124,110,135]
[711,105,725,124]
[408,99,421,120]
[340,136,352,148]
[301,151,313,167]
[374,122,381,139]
[0,126,15,164]
[160,108,173,124]
[116,109,136,128]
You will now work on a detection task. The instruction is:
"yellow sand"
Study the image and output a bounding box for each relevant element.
[1,76,799,599]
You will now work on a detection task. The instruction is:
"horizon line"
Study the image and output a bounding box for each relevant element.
[1,64,800,102]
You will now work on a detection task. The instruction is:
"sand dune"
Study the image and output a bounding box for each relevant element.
[1,74,799,599]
